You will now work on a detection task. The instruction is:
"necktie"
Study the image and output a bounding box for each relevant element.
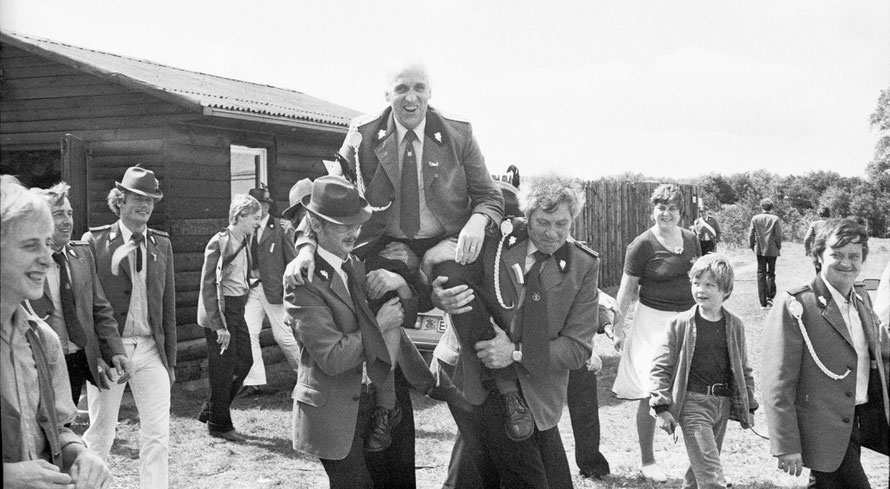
[341,258,392,385]
[518,251,550,371]
[250,232,259,270]
[400,130,420,238]
[53,252,88,349]
[131,233,144,273]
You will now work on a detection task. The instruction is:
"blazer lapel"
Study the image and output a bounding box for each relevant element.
[109,222,132,281]
[315,253,353,312]
[812,276,854,347]
[259,220,275,246]
[539,242,569,291]
[373,113,400,191]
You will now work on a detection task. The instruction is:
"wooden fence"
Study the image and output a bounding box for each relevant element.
[573,180,699,289]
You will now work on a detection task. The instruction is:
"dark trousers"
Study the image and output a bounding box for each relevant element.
[700,240,716,255]
[808,407,872,489]
[65,349,92,406]
[756,255,778,307]
[203,294,252,432]
[475,391,573,489]
[567,367,610,478]
[321,371,416,489]
[321,387,375,489]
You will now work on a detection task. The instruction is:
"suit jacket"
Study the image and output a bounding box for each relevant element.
[285,252,420,460]
[27,242,125,386]
[748,212,782,256]
[338,106,503,245]
[761,276,890,472]
[255,217,296,304]
[650,306,757,427]
[83,222,177,371]
[450,219,599,431]
[197,229,242,331]
[692,215,720,242]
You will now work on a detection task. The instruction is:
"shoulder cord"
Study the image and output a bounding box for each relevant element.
[789,299,850,380]
[349,132,391,212]
[493,232,514,310]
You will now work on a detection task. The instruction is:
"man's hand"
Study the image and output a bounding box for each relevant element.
[612,327,626,352]
[94,358,112,389]
[168,367,176,386]
[455,214,487,265]
[2,460,74,488]
[111,354,131,384]
[376,297,404,333]
[284,246,315,287]
[586,351,602,373]
[366,269,409,300]
[431,276,474,314]
[777,453,803,476]
[67,447,112,489]
[379,242,419,269]
[656,411,678,438]
[216,329,231,353]
[420,239,458,283]
[474,321,514,369]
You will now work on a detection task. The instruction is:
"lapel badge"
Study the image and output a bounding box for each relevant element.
[434,132,442,142]
[151,252,157,261]
[512,263,524,285]
[319,269,329,281]
[508,236,517,247]
[559,259,567,271]
[377,129,386,140]
[68,247,76,258]
[818,296,827,307]
[428,161,439,167]
[532,292,541,301]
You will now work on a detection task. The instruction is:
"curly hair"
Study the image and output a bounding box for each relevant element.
[519,174,585,220]
[649,184,684,212]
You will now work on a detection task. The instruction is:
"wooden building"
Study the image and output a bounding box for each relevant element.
[0,31,361,382]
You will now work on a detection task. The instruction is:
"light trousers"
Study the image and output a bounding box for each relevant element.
[84,336,170,489]
[243,284,298,384]
[678,391,730,489]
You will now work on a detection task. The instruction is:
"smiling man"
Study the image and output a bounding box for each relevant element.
[762,218,889,488]
[82,166,176,489]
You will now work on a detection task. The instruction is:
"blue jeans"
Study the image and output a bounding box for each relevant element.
[678,391,730,489]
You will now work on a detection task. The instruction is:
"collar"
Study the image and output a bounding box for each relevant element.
[525,240,539,258]
[394,116,426,146]
[317,246,346,272]
[260,213,271,229]
[823,278,856,306]
[118,221,144,244]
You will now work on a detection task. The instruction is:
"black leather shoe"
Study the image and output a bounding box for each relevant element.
[365,405,402,452]
[503,391,534,442]
[197,402,209,423]
[209,429,246,442]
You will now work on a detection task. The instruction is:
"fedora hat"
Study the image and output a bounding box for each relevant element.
[248,186,274,205]
[282,178,313,220]
[115,166,163,199]
[301,176,371,225]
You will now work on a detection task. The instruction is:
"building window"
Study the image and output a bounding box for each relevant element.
[230,145,267,197]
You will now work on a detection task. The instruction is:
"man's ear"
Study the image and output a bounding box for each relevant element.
[384,90,392,103]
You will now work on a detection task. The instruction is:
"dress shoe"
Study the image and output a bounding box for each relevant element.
[502,391,534,442]
[209,429,246,442]
[237,385,263,398]
[640,463,667,482]
[365,405,402,452]
[197,402,209,423]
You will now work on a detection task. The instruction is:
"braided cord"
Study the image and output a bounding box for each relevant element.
[792,309,850,380]
[493,233,514,310]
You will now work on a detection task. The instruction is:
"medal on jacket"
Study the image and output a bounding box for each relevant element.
[788,297,850,380]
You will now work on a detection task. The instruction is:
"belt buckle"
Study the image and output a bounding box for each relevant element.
[709,382,729,396]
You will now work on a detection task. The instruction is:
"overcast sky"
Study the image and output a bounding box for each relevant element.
[2,0,888,180]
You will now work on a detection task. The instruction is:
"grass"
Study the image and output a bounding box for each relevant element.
[73,240,890,489]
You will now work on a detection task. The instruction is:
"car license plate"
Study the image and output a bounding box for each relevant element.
[418,315,446,333]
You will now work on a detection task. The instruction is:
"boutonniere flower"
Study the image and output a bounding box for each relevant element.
[377,129,386,140]
[319,269,329,281]
[508,236,517,247]
[512,263,525,285]
[559,259,567,271]
[434,132,442,142]
[818,296,827,307]
[428,161,439,167]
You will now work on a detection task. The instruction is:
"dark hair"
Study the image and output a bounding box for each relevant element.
[811,218,869,267]
[649,184,683,212]
[760,198,774,211]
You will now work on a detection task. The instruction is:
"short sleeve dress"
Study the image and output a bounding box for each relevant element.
[612,228,701,399]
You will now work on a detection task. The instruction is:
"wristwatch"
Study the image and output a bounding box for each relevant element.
[512,342,523,363]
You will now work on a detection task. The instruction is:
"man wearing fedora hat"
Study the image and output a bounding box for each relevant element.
[240,186,298,390]
[82,165,176,489]
[287,176,416,487]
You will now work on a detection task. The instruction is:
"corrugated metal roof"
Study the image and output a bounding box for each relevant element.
[2,31,361,128]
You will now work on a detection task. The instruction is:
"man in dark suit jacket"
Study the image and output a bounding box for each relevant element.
[285,176,420,489]
[749,198,783,308]
[82,166,176,489]
[29,182,130,407]
[241,186,298,391]
[762,219,889,488]
[433,175,600,488]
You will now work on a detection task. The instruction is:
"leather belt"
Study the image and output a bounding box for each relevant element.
[688,382,731,397]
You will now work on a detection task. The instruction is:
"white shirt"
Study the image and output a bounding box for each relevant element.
[824,280,870,405]
[390,117,446,239]
[256,213,270,242]
[118,222,151,337]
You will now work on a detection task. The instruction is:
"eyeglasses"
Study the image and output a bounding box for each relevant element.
[327,222,362,234]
